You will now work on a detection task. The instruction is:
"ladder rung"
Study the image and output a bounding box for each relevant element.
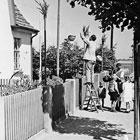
[90,89,96,92]
[82,84,103,112]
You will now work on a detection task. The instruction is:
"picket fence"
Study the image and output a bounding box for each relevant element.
[0,88,44,140]
[0,72,108,140]
[0,79,9,92]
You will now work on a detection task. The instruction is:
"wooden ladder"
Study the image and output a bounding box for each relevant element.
[82,83,103,113]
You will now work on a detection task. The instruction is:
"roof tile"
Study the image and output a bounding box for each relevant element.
[14,4,36,31]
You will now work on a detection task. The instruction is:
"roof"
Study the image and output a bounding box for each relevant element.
[13,4,39,33]
[117,59,133,64]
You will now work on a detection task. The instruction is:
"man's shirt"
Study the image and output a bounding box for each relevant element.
[82,37,97,61]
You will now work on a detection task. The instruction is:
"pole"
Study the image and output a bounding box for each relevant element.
[134,42,140,140]
[57,0,60,76]
[132,46,134,73]
[39,13,42,83]
[39,36,42,83]
[44,15,47,85]
[101,45,103,71]
[110,25,113,51]
[83,43,86,75]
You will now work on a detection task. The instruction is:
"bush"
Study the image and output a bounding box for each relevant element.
[1,76,39,96]
[42,75,63,87]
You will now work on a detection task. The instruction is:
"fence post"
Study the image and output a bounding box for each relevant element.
[66,79,76,115]
[0,97,5,140]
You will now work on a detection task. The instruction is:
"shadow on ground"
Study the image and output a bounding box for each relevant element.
[54,116,132,140]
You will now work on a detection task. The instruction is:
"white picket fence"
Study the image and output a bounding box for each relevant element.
[0,79,9,93]
[0,72,108,140]
[0,88,43,140]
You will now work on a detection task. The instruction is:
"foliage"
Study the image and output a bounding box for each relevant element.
[32,34,116,80]
[46,46,57,76]
[95,35,116,72]
[1,75,39,96]
[32,47,40,80]
[40,39,84,81]
[32,40,84,81]
[45,75,63,87]
[82,25,90,37]
[35,0,49,18]
[67,0,140,43]
[59,39,84,80]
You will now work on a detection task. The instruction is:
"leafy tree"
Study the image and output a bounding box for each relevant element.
[95,35,116,73]
[46,45,57,76]
[67,0,140,40]
[32,36,116,80]
[67,0,140,138]
[59,39,84,80]
[33,38,84,81]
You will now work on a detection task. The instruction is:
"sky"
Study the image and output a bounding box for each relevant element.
[14,0,133,59]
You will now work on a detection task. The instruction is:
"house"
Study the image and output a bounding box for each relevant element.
[0,0,39,80]
[117,58,134,74]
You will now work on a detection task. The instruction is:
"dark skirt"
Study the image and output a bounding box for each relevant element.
[109,91,119,101]
[99,92,106,99]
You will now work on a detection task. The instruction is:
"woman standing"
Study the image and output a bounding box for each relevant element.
[108,75,119,112]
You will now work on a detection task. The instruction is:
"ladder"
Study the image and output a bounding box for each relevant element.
[82,83,103,113]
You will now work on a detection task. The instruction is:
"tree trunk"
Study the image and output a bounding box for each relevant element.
[42,86,53,133]
[133,23,140,140]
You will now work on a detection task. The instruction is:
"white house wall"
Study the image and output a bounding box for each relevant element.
[13,31,32,79]
[0,0,14,79]
[20,44,32,80]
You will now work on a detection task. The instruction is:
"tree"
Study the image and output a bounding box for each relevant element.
[68,0,139,36]
[46,45,57,76]
[67,0,140,139]
[35,0,49,85]
[59,39,84,80]
[95,34,116,73]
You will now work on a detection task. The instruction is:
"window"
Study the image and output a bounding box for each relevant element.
[14,38,20,70]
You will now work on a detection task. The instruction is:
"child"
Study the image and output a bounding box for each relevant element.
[116,77,124,111]
[97,82,106,108]
[108,75,119,112]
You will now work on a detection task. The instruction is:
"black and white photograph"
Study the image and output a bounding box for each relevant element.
[0,0,139,140]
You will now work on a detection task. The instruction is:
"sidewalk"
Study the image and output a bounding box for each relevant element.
[28,95,134,140]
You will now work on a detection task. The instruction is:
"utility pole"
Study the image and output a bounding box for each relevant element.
[110,25,114,51]
[44,14,47,85]
[101,44,103,71]
[38,11,42,83]
[57,0,60,76]
[39,36,42,83]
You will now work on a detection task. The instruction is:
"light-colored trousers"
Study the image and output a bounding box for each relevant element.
[85,60,95,84]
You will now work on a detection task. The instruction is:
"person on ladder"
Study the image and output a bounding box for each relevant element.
[80,31,97,95]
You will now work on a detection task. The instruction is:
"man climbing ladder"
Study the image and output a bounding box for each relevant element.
[80,29,102,112]
[80,30,97,92]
